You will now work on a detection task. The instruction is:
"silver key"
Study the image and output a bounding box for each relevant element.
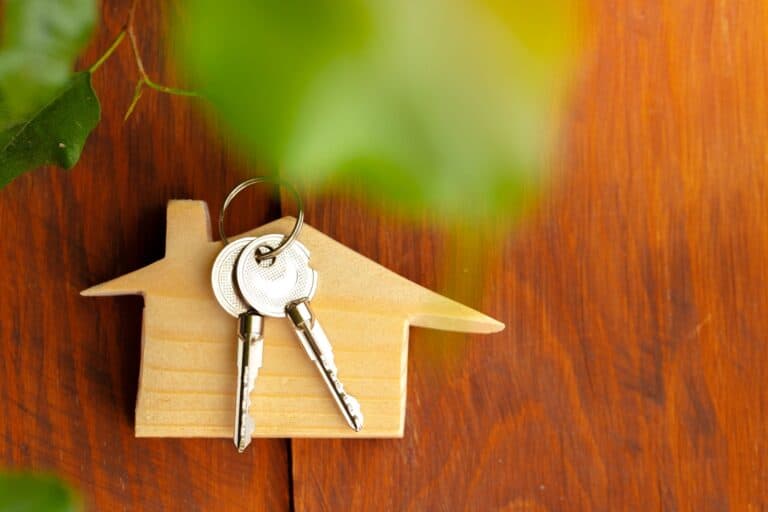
[235,234,316,317]
[236,235,364,431]
[234,312,262,452]
[211,237,256,317]
[286,299,363,431]
[211,237,265,452]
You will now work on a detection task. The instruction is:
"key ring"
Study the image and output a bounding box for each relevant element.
[218,177,304,261]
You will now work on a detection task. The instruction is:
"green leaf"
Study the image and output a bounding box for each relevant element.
[0,472,80,512]
[0,0,97,129]
[0,71,100,187]
[176,0,575,220]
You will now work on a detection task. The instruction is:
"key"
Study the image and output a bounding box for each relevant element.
[234,311,263,452]
[285,299,363,431]
[211,237,265,452]
[236,234,364,432]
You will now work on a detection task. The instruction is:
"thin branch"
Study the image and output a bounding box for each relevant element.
[124,0,198,121]
[126,0,148,79]
[124,79,145,121]
[143,78,199,97]
[89,29,126,73]
[86,0,200,120]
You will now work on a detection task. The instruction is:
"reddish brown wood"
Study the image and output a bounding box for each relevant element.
[0,2,289,511]
[4,0,768,510]
[289,1,768,510]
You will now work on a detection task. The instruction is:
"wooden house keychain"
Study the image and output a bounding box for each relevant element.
[83,178,504,450]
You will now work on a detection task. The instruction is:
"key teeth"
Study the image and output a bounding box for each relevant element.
[350,408,364,432]
[326,367,364,432]
[237,414,255,452]
[236,362,256,452]
[342,395,364,431]
[244,415,255,438]
[320,355,337,374]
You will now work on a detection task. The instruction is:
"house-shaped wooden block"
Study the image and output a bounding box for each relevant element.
[82,200,504,438]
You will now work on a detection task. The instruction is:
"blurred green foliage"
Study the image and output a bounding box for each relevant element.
[0,472,80,512]
[0,0,96,129]
[0,0,98,187]
[0,0,576,216]
[177,0,575,219]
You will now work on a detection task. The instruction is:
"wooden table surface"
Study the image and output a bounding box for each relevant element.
[2,1,768,510]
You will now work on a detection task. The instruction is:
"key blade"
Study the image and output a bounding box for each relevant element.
[286,300,364,432]
[233,338,248,451]
[234,312,264,452]
[241,313,264,394]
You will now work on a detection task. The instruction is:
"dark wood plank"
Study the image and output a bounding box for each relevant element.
[0,2,290,510]
[290,1,768,510]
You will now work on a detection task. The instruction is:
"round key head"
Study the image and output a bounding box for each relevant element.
[236,234,317,317]
[211,237,256,317]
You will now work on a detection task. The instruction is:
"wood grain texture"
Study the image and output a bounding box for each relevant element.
[0,2,291,511]
[3,0,768,511]
[81,203,500,438]
[290,1,768,511]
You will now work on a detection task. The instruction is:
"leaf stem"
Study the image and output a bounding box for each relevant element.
[123,0,199,119]
[85,0,199,119]
[143,78,199,97]
[124,79,145,121]
[88,29,127,73]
